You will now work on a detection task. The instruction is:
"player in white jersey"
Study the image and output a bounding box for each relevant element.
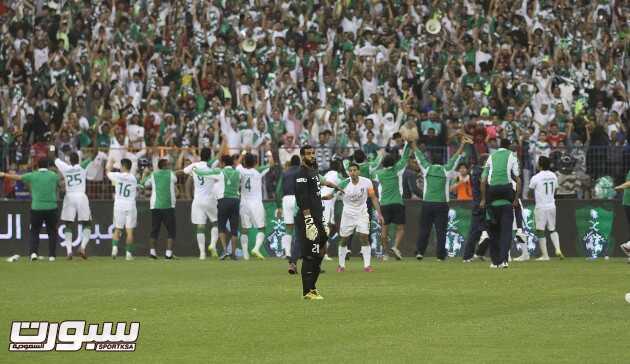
[106,158,140,260]
[320,160,344,262]
[236,152,273,260]
[182,148,219,259]
[336,163,383,272]
[528,156,563,261]
[55,152,93,259]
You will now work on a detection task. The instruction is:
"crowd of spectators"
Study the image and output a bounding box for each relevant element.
[0,0,628,200]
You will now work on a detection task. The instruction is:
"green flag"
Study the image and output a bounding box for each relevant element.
[445,207,472,257]
[576,206,615,258]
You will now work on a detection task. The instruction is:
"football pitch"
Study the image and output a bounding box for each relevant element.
[1,257,629,363]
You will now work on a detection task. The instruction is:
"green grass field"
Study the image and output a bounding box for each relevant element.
[1,256,629,363]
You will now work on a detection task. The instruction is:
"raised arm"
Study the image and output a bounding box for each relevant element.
[393,143,411,172]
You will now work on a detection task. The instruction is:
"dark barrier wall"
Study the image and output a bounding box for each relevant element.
[0,200,627,258]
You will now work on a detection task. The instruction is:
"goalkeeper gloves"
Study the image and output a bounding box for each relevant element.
[304,214,318,241]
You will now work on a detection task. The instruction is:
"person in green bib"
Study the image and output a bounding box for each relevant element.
[1,158,60,261]
[373,142,411,260]
[414,138,468,261]
[615,170,630,260]
[194,155,241,260]
[480,139,522,268]
[142,159,178,260]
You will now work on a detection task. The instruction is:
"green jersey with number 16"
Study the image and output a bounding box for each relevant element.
[107,172,139,210]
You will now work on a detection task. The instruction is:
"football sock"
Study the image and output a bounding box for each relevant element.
[538,237,549,258]
[312,256,323,289]
[209,227,218,251]
[361,245,371,268]
[126,243,134,253]
[165,249,173,258]
[64,231,72,255]
[197,233,205,254]
[520,243,529,258]
[150,248,157,256]
[254,232,265,252]
[81,227,90,250]
[550,232,561,254]
[338,246,348,268]
[240,235,250,260]
[301,258,315,296]
[281,235,291,256]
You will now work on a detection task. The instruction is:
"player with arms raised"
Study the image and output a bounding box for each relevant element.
[237,152,274,260]
[106,158,140,260]
[336,163,383,272]
[183,148,219,260]
[55,152,94,259]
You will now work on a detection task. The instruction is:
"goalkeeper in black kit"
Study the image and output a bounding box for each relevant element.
[295,145,342,300]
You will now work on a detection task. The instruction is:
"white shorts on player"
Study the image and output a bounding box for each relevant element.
[339,211,370,237]
[240,199,265,229]
[282,195,297,225]
[191,197,218,225]
[535,206,556,231]
[61,193,91,221]
[322,200,335,226]
[113,208,138,229]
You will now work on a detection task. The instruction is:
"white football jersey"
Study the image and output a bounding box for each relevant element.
[55,159,89,194]
[237,165,269,201]
[184,161,215,200]
[107,172,138,210]
[529,170,558,209]
[339,176,373,216]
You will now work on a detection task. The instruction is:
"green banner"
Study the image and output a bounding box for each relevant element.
[575,205,615,258]
[445,207,471,257]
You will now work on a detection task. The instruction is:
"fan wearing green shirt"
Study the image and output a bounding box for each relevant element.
[615,170,630,260]
[142,159,179,260]
[1,158,60,261]
[480,139,522,268]
[372,142,411,260]
[414,138,468,261]
[194,154,241,260]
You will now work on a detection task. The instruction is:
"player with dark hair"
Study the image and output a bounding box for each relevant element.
[182,147,219,259]
[142,158,178,259]
[237,152,274,260]
[373,143,411,260]
[106,158,140,260]
[336,163,383,272]
[55,152,94,259]
[275,154,302,273]
[414,138,468,260]
[528,156,563,260]
[1,158,60,261]
[295,145,343,299]
[480,139,521,268]
[195,154,242,260]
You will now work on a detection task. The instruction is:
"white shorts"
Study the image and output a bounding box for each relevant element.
[322,200,335,225]
[535,206,556,231]
[240,199,265,229]
[191,198,218,225]
[61,193,91,222]
[339,212,369,238]
[282,195,297,225]
[113,208,138,229]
